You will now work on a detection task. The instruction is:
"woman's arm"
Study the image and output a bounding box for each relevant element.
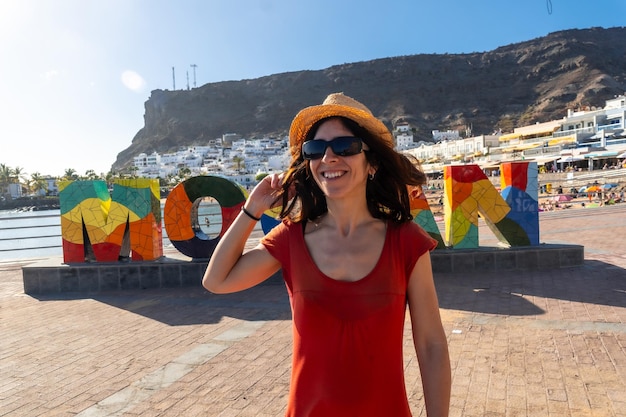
[202,174,283,294]
[407,252,451,417]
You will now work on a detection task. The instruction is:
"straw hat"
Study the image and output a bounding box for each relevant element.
[288,93,394,157]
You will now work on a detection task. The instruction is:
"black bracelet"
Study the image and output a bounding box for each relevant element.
[241,206,261,221]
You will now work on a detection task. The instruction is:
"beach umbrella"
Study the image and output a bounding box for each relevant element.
[600,183,618,190]
[584,185,601,193]
[552,194,573,202]
[577,186,588,193]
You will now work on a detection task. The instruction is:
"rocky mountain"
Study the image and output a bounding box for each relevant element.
[112,27,626,171]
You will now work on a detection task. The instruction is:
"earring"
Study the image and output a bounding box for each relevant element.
[368,172,375,180]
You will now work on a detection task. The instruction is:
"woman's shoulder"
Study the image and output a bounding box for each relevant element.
[261,218,301,242]
[390,220,428,235]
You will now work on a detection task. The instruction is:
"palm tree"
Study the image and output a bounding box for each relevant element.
[9,166,28,196]
[128,166,139,178]
[84,169,99,180]
[105,170,117,187]
[0,163,11,198]
[177,167,191,182]
[62,168,79,181]
[232,156,245,172]
[29,172,48,196]
[12,166,26,184]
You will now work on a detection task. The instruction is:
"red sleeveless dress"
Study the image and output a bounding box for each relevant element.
[261,220,437,417]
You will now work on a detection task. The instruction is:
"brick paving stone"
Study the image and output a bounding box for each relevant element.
[0,204,625,416]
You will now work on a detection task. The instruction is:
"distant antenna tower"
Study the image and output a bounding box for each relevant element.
[190,64,197,88]
[172,67,176,90]
[186,70,190,90]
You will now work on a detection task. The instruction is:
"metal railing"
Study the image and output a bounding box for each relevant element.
[0,212,62,260]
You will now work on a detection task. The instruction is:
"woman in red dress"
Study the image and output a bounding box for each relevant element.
[203,93,451,416]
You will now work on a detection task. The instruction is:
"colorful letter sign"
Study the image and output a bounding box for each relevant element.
[499,161,540,246]
[58,164,540,263]
[163,176,247,259]
[59,179,162,263]
[443,162,539,248]
[409,186,446,249]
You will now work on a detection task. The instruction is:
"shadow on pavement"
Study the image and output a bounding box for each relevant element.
[32,281,292,326]
[27,259,625,324]
[435,260,626,316]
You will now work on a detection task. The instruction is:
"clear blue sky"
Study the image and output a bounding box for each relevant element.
[1,0,624,178]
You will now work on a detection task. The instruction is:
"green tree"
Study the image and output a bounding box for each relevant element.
[62,168,79,181]
[157,176,169,187]
[119,166,140,179]
[177,167,191,182]
[10,166,27,196]
[232,156,245,171]
[12,166,26,185]
[29,172,48,196]
[0,164,11,198]
[84,169,99,180]
[105,170,119,187]
[166,173,178,186]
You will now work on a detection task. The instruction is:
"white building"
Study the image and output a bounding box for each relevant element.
[474,94,626,170]
[130,94,626,182]
[405,134,499,163]
[8,183,22,199]
[268,151,290,171]
[45,177,59,196]
[183,153,203,168]
[216,173,257,189]
[395,132,415,150]
[189,145,212,156]
[133,152,161,172]
[395,122,410,133]
[432,130,460,142]
[222,133,241,147]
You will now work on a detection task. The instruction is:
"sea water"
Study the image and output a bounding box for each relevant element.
[0,209,62,261]
[0,203,227,261]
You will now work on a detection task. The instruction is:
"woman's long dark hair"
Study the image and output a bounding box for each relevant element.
[275,117,427,223]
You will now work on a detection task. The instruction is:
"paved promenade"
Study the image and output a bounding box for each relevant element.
[1,204,625,416]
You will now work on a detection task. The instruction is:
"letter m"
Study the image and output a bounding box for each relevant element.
[59,179,162,263]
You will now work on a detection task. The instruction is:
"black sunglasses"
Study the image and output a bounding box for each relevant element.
[301,136,365,160]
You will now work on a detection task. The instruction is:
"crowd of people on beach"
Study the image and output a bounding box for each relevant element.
[539,183,625,211]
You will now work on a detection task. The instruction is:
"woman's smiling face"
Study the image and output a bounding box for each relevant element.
[308,118,373,200]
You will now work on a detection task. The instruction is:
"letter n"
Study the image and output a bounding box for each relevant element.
[443,163,539,248]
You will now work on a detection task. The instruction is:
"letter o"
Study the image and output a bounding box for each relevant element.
[163,176,247,259]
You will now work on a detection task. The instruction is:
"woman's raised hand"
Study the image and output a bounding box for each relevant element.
[245,173,290,218]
